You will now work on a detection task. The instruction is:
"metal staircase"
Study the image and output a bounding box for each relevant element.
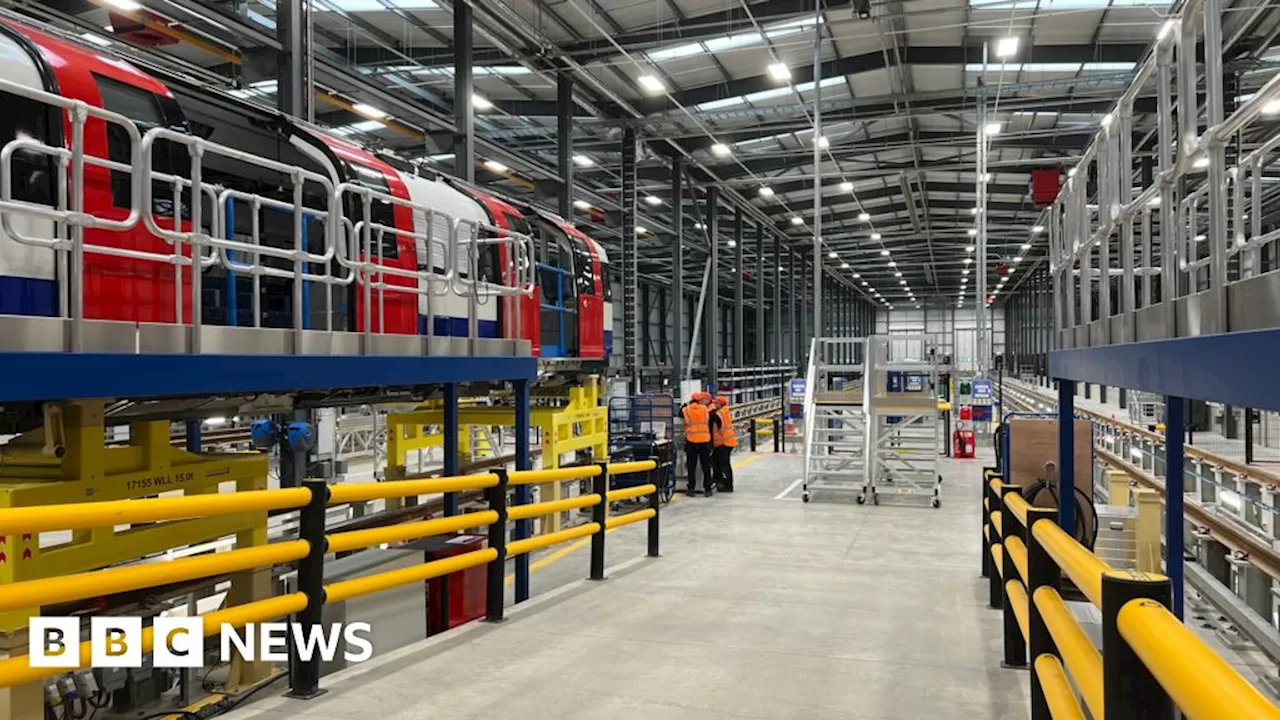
[802,337,868,503]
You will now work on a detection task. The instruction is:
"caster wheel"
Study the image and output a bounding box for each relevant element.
[856,494,866,505]
[931,498,942,509]
[937,474,943,485]
[872,495,880,506]
[802,492,811,503]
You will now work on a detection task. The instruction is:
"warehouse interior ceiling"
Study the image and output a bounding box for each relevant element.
[21,0,1280,307]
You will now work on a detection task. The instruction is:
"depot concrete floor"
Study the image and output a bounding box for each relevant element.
[228,450,1029,720]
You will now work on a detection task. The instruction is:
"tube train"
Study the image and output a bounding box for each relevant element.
[0,17,612,361]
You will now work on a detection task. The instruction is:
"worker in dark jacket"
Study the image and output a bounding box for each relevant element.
[681,392,714,496]
[711,395,736,492]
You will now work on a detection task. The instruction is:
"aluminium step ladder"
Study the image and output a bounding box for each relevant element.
[802,337,869,503]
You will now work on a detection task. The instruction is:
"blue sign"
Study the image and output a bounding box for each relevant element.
[789,378,807,400]
[972,378,993,400]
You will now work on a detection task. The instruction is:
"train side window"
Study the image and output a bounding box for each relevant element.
[599,261,612,301]
[0,90,54,204]
[92,74,167,210]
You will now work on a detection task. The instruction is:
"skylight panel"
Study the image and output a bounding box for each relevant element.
[697,96,747,111]
[319,0,438,10]
[647,43,703,62]
[704,31,763,53]
[975,0,1167,8]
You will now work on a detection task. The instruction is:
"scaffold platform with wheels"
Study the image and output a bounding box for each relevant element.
[801,337,868,503]
[861,334,944,508]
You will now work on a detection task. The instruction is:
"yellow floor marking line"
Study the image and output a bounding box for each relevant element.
[504,452,765,583]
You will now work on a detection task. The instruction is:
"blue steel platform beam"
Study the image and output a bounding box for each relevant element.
[0,354,536,402]
[1047,329,1280,410]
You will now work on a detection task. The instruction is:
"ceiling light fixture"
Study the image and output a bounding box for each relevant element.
[1014,256,1023,263]
[858,212,871,222]
[473,94,494,111]
[871,233,882,241]
[572,154,594,167]
[103,0,142,9]
[815,135,830,149]
[840,181,854,193]
[965,245,975,253]
[983,122,1002,136]
[1021,243,1032,251]
[573,200,592,210]
[967,229,978,237]
[792,216,805,226]
[710,142,732,157]
[645,195,663,206]
[638,74,666,94]
[727,239,737,247]
[1265,100,1280,115]
[768,62,792,81]
[964,257,973,265]
[483,159,508,173]
[1032,225,1045,233]
[1193,156,1210,169]
[841,262,850,269]
[353,103,390,120]
[880,249,890,256]
[828,250,838,258]
[758,186,775,198]
[635,226,648,234]
[995,36,1020,58]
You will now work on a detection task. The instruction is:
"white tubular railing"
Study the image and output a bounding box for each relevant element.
[1048,0,1280,346]
[801,336,819,484]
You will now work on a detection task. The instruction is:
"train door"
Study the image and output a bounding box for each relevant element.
[537,221,578,357]
[571,234,604,359]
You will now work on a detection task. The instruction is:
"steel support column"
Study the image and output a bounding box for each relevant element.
[755,223,765,366]
[657,287,669,369]
[557,70,574,219]
[789,251,798,365]
[773,236,782,364]
[276,0,312,120]
[453,2,474,182]
[734,210,745,367]
[672,160,685,383]
[621,126,639,389]
[640,282,651,368]
[706,187,720,386]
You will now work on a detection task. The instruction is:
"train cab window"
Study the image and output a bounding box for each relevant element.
[344,161,398,260]
[0,91,55,205]
[600,260,612,302]
[571,237,594,297]
[93,74,189,214]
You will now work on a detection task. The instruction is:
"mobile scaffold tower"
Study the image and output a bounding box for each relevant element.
[802,337,868,503]
[860,335,944,508]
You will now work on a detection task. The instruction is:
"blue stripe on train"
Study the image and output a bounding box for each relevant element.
[418,315,500,339]
[604,330,613,357]
[0,276,56,317]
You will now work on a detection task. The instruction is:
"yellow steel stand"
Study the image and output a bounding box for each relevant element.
[383,378,608,532]
[0,401,274,719]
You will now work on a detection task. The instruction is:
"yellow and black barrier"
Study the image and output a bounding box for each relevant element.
[0,458,661,699]
[979,469,1280,720]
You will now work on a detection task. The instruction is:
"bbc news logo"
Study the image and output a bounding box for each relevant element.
[29,618,374,668]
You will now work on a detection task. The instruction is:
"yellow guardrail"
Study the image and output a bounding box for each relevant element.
[0,487,312,534]
[1035,655,1087,720]
[507,494,601,521]
[0,456,666,696]
[1033,586,1103,718]
[507,523,600,558]
[607,483,657,502]
[1118,598,1280,720]
[327,474,498,503]
[982,468,1280,720]
[0,541,309,613]
[327,511,498,553]
[1032,520,1107,607]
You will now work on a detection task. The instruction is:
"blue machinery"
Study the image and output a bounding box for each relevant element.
[607,395,677,503]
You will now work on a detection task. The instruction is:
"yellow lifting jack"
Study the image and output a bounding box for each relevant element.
[0,400,277,720]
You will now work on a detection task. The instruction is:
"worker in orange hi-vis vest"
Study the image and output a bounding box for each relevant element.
[680,391,715,496]
[710,395,737,493]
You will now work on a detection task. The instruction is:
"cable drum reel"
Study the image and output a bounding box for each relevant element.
[1022,460,1099,551]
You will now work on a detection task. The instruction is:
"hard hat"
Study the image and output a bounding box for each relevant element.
[713,396,728,406]
[692,391,709,402]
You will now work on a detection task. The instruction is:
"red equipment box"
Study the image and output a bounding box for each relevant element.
[423,533,489,635]
[953,429,976,459]
[1031,169,1061,207]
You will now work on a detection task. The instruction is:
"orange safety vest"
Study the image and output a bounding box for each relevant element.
[713,406,737,448]
[682,403,711,443]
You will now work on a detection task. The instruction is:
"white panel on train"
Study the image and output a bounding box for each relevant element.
[0,31,56,297]
[399,174,498,334]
